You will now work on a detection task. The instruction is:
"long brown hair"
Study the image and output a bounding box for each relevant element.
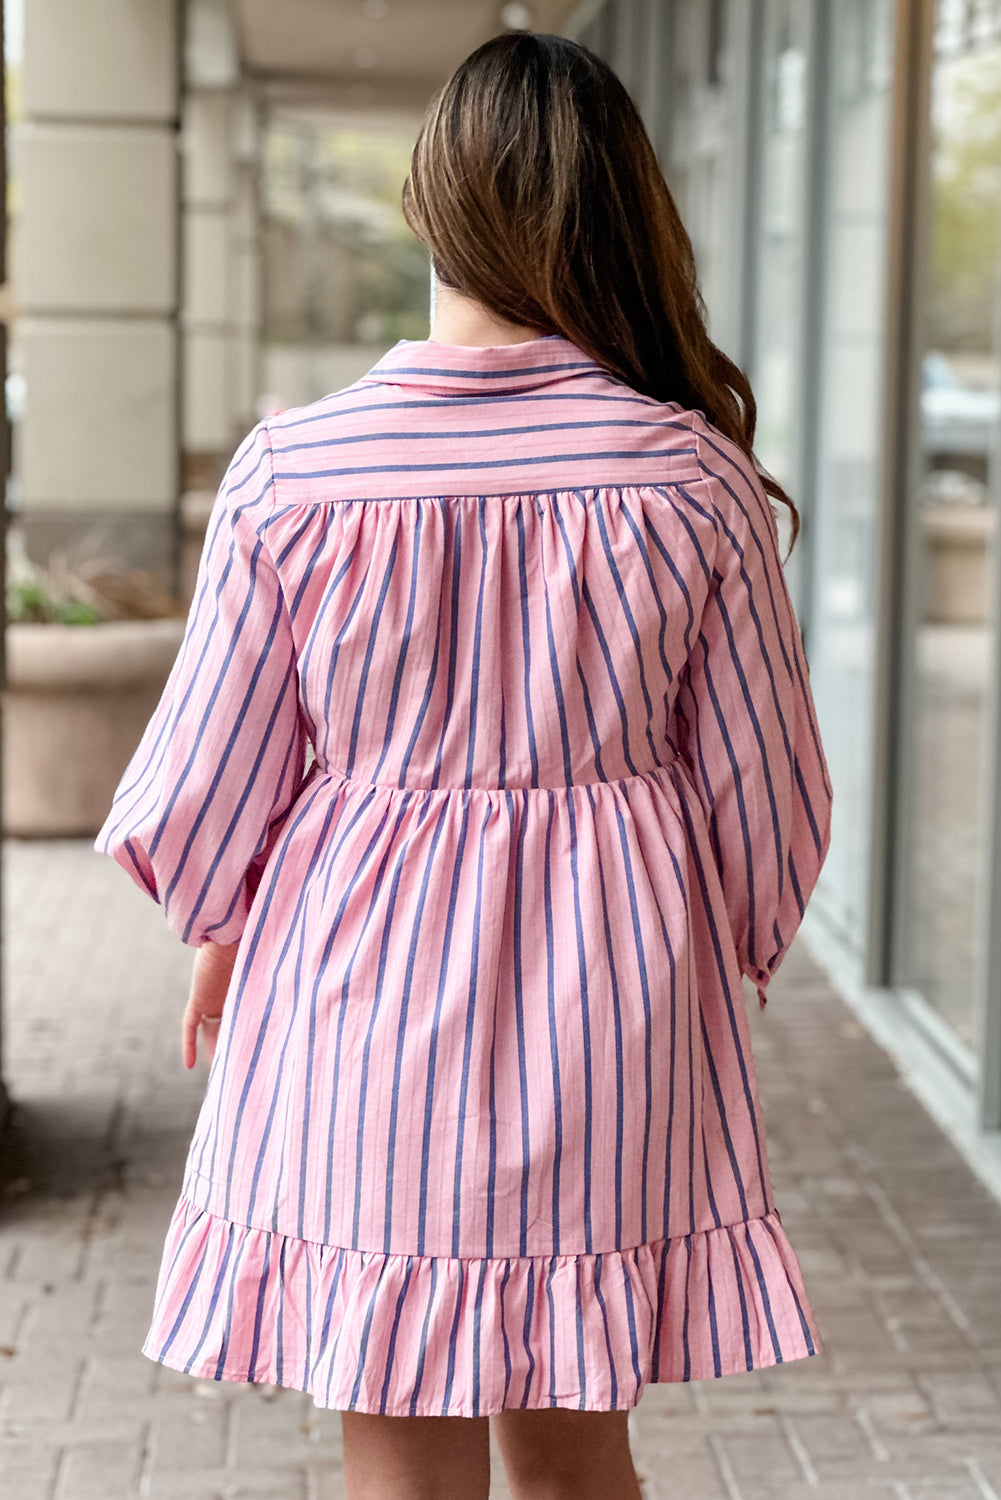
[401,30,800,554]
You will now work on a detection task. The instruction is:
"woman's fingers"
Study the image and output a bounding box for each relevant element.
[181,939,239,1068]
[182,1000,201,1069]
[182,1003,197,1069]
[182,996,224,1069]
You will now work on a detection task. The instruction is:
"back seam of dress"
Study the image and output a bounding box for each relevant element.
[309,751,682,796]
[255,476,705,507]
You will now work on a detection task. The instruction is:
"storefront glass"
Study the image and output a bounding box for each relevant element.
[901,6,1001,1046]
[752,0,811,493]
[806,0,895,950]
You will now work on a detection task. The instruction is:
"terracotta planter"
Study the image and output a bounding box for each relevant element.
[2,617,186,837]
[921,502,996,626]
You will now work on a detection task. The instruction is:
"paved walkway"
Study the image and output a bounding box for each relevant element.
[2,837,1001,1499]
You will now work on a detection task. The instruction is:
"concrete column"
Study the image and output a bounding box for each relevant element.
[182,2,262,492]
[230,90,264,437]
[14,0,181,588]
[181,86,235,485]
[0,0,12,1137]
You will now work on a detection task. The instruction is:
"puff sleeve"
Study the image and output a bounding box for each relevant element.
[673,415,833,1008]
[93,418,310,947]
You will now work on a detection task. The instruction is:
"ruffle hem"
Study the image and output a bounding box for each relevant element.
[142,1192,822,1417]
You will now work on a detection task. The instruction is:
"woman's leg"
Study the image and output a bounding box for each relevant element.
[340,1410,492,1500]
[491,1408,644,1500]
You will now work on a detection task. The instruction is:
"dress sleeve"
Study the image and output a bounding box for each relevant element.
[673,416,833,1008]
[93,418,310,947]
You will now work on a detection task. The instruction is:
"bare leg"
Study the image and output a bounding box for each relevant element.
[491,1408,643,1500]
[340,1410,491,1500]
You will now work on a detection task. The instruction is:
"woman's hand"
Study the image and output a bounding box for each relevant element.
[182,939,242,1069]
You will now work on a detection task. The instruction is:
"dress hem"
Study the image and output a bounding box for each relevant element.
[141,1191,823,1417]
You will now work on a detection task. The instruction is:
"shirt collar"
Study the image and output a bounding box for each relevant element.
[358,334,618,395]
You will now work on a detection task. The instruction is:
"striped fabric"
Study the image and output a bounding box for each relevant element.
[94,332,833,1416]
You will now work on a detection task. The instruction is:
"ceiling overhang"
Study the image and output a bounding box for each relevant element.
[234,0,583,118]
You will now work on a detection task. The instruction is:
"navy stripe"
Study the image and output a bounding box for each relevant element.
[352,793,422,1246]
[585,782,626,1247]
[440,1259,465,1414]
[510,793,533,1257]
[450,800,493,1256]
[274,388,692,433]
[275,415,698,450]
[380,1255,417,1412]
[417,790,474,1255]
[399,500,447,784]
[408,1258,439,1415]
[344,529,402,778]
[372,508,425,783]
[366,356,600,381]
[382,799,450,1250]
[543,790,564,1254]
[429,503,463,790]
[272,446,699,482]
[593,1254,618,1406]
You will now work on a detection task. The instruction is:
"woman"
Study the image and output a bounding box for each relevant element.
[95,29,833,1500]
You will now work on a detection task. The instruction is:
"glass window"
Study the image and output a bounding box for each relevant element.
[661,0,744,350]
[900,9,1001,1045]
[806,0,895,951]
[751,0,811,496]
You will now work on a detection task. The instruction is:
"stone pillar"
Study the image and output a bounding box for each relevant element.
[182,1,262,495]
[0,0,11,1139]
[230,90,264,439]
[15,0,182,590]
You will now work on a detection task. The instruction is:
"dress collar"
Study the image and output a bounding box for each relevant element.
[358,334,618,395]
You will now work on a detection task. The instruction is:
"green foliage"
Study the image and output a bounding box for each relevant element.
[262,120,430,345]
[4,537,183,625]
[928,47,1001,351]
[6,574,101,625]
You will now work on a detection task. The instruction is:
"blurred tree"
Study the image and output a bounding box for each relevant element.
[928,46,1001,354]
[262,120,429,347]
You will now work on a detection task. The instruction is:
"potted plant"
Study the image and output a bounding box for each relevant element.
[3,530,188,837]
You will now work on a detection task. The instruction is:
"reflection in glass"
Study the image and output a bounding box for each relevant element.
[806,0,895,951]
[904,17,1001,1044]
[753,0,810,494]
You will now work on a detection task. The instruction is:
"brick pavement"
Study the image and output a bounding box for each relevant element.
[1,837,1000,1498]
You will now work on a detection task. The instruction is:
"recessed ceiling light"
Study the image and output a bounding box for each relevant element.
[500,2,533,28]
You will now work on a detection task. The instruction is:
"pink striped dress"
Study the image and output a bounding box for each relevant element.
[94,333,833,1417]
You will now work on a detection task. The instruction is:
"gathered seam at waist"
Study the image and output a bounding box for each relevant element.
[304,750,683,797]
